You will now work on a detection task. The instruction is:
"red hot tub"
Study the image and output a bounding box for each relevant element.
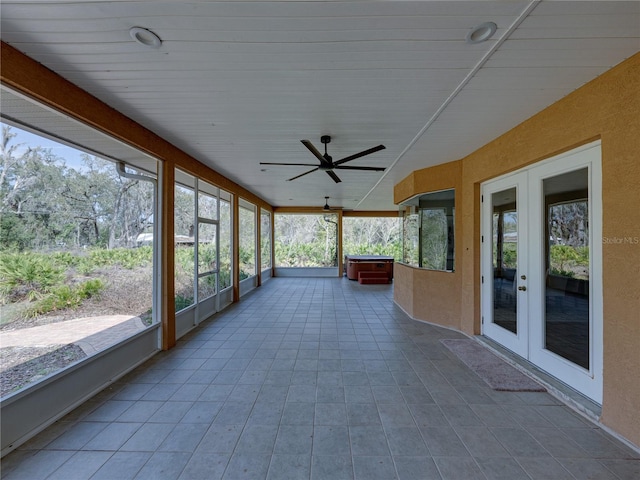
[345,255,394,281]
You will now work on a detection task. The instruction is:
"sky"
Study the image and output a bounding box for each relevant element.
[2,122,88,171]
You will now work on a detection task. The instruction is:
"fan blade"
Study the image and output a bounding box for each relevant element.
[326,170,342,183]
[287,168,318,181]
[260,162,320,167]
[300,140,327,165]
[334,145,386,166]
[334,166,386,172]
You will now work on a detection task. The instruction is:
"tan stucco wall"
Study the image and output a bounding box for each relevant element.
[394,264,462,330]
[394,160,462,330]
[395,52,640,447]
[393,264,414,318]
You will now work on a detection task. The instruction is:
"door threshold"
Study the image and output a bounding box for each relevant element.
[475,335,601,421]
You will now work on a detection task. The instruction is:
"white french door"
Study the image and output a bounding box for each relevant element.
[481,142,602,403]
[481,174,529,358]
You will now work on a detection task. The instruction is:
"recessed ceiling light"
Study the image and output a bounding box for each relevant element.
[129,27,162,49]
[465,22,497,44]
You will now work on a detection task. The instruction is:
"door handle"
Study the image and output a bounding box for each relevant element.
[518,285,527,291]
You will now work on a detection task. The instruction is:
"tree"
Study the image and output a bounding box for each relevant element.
[343,217,400,258]
[549,201,589,247]
[274,214,339,267]
[61,163,109,246]
[420,209,448,270]
[0,125,20,210]
[1,125,155,251]
[1,125,72,248]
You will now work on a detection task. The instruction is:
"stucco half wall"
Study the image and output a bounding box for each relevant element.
[394,160,463,331]
[394,53,640,448]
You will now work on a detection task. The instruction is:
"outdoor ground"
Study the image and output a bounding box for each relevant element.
[0,265,153,396]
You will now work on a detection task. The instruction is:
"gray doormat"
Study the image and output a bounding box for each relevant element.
[440,339,546,392]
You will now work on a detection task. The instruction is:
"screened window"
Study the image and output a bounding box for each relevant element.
[239,202,256,279]
[0,123,157,396]
[260,209,272,270]
[274,214,338,267]
[174,174,196,311]
[343,216,401,260]
[400,189,455,271]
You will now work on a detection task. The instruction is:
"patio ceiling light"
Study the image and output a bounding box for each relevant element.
[129,27,162,49]
[465,21,497,44]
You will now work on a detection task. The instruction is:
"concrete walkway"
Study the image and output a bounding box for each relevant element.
[0,315,147,355]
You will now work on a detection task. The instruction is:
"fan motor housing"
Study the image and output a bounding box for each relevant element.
[319,155,333,169]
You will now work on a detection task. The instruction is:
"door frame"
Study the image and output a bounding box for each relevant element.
[481,141,603,403]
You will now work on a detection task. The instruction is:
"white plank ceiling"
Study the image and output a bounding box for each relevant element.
[1,1,639,210]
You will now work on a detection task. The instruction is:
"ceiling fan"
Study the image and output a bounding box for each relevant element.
[322,196,339,211]
[260,135,386,183]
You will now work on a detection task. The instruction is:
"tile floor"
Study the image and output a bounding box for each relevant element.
[2,277,639,479]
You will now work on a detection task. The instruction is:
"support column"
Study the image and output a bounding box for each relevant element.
[161,161,176,350]
[271,210,276,278]
[232,195,240,302]
[256,207,262,287]
[337,210,343,277]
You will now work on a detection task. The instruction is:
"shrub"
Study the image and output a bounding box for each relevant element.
[25,279,105,317]
[86,246,153,270]
[50,251,78,268]
[550,268,576,278]
[575,246,589,266]
[343,242,400,260]
[0,252,65,302]
[175,294,194,312]
[550,245,580,272]
[77,278,104,298]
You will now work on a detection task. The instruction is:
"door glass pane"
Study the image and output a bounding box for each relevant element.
[544,168,589,369]
[198,191,218,221]
[198,223,217,275]
[492,188,517,334]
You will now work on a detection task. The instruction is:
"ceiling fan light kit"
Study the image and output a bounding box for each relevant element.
[260,135,386,183]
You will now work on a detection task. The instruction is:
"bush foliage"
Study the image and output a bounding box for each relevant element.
[0,248,152,317]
